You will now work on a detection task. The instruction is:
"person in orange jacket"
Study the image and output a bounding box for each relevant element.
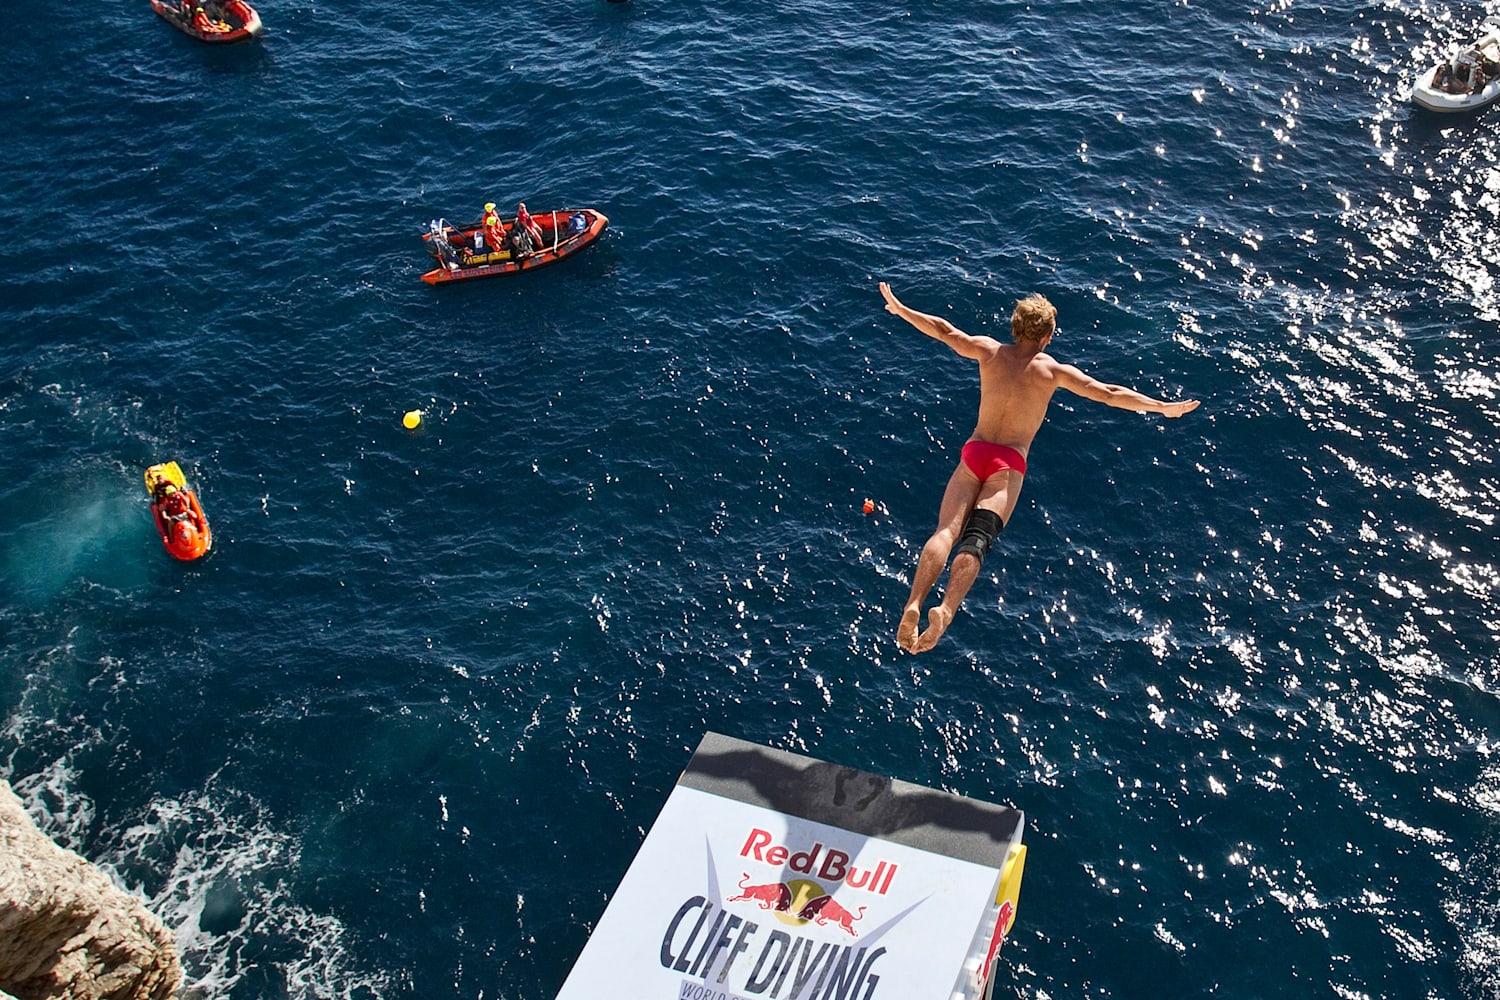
[480,202,506,252]
[192,5,230,32]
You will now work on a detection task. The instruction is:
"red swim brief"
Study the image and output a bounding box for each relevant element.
[961,440,1027,482]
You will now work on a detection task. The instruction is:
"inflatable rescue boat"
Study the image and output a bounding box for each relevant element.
[151,0,263,44]
[1412,25,1500,112]
[420,208,608,285]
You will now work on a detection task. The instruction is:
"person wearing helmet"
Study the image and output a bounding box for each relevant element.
[481,202,506,254]
[163,490,190,522]
[154,481,195,538]
[191,4,229,32]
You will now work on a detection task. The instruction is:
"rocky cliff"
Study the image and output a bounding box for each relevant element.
[0,779,181,1000]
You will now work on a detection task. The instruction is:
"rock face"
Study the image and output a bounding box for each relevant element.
[0,779,181,1000]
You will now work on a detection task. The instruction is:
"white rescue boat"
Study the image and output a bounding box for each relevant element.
[1412,25,1500,113]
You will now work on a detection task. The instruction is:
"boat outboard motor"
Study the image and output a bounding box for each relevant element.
[428,219,463,268]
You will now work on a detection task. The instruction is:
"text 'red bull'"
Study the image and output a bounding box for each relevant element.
[739,829,897,895]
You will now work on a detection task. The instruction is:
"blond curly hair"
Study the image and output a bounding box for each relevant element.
[1011,294,1057,344]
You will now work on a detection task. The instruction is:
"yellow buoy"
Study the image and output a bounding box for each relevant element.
[403,410,422,429]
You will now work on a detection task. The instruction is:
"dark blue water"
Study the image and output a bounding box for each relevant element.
[3,0,1498,997]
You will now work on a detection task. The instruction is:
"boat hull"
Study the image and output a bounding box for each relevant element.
[1412,78,1500,112]
[421,209,608,285]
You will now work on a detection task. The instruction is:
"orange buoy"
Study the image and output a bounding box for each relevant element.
[862,499,875,515]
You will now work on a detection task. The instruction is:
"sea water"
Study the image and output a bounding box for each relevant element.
[1,1,1498,997]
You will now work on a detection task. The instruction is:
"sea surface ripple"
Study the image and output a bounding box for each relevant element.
[2,0,1499,997]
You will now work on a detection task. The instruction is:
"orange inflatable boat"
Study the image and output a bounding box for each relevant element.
[420,208,608,285]
[150,0,263,44]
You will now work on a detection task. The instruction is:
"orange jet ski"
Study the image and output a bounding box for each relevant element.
[145,461,212,561]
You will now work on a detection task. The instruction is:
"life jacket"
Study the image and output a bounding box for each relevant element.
[482,209,505,247]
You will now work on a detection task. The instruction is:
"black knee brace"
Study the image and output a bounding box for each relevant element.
[954,509,1004,565]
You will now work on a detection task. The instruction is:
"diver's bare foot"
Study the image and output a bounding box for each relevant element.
[911,606,953,653]
[898,605,921,651]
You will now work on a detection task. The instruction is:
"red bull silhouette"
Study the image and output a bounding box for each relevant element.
[796,894,866,936]
[978,900,1017,988]
[727,873,794,912]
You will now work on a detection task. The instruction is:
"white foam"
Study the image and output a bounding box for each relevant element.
[7,762,396,1000]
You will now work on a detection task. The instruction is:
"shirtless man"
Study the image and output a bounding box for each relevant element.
[880,282,1200,653]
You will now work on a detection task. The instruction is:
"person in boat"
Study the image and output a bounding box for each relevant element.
[191,5,231,33]
[515,202,545,249]
[1449,58,1473,94]
[481,202,506,253]
[163,491,192,525]
[1446,48,1495,94]
[156,484,193,527]
[508,214,539,258]
[878,281,1200,653]
[1471,59,1489,93]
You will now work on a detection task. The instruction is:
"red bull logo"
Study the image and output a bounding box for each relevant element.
[726,874,794,912]
[725,876,866,937]
[796,894,866,937]
[976,900,1017,990]
[738,828,898,895]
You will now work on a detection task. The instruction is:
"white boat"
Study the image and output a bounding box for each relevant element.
[1412,25,1500,113]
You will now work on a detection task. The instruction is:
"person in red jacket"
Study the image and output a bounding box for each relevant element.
[515,202,544,248]
[161,487,192,525]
